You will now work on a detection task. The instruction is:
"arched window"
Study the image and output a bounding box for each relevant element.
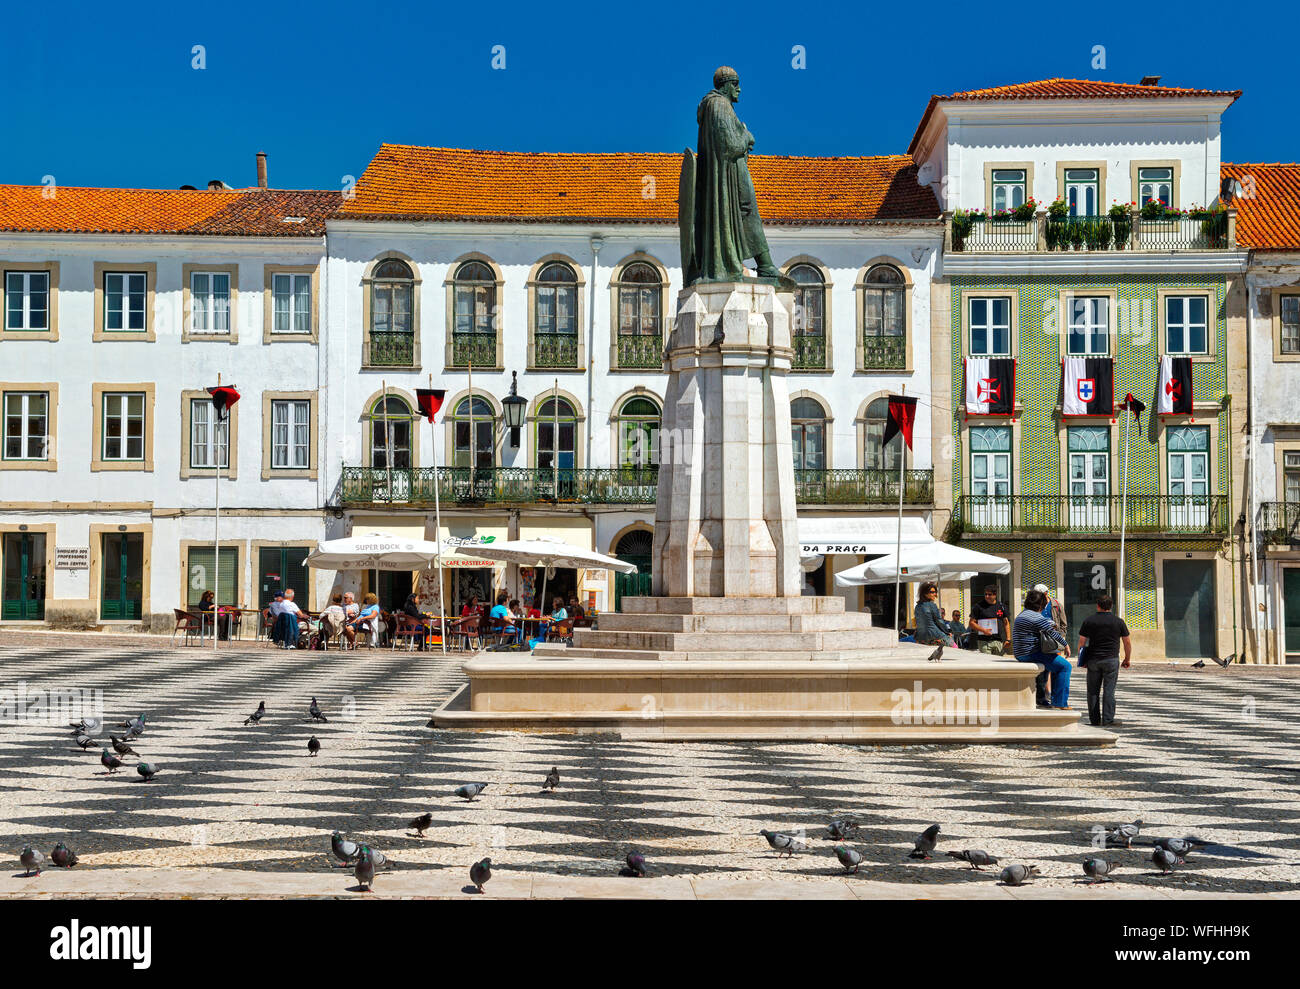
[452,261,497,367]
[789,263,826,370]
[368,259,414,366]
[451,396,495,469]
[536,397,577,470]
[790,397,826,470]
[863,397,905,471]
[616,261,663,368]
[861,263,906,369]
[368,395,413,469]
[616,396,660,468]
[534,262,579,368]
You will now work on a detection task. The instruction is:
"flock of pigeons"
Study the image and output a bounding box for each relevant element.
[761,817,1210,887]
[18,701,1208,893]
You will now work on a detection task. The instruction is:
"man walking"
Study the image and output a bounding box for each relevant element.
[1012,589,1071,710]
[1076,595,1131,727]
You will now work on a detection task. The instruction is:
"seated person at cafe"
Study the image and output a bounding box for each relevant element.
[568,597,586,620]
[347,592,382,645]
[401,592,429,650]
[522,596,541,619]
[508,598,525,619]
[460,594,480,618]
[320,592,353,647]
[273,588,303,649]
[488,591,518,640]
[550,596,568,621]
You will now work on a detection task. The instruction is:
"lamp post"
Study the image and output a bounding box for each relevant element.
[502,370,527,447]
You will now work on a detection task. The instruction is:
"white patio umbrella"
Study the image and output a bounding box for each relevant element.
[834,542,1010,586]
[452,536,637,620]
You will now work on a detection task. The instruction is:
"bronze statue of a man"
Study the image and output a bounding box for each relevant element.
[680,66,780,285]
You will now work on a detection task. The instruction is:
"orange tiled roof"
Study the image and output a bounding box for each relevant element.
[0,186,341,236]
[909,78,1242,153]
[1222,163,1300,251]
[335,144,941,225]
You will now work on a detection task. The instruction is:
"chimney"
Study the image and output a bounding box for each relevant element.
[1139,75,1161,86]
[256,151,268,189]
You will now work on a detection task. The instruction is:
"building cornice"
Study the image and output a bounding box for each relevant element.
[940,251,1249,276]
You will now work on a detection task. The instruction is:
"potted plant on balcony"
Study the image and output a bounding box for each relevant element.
[1045,198,1068,250]
[1068,219,1085,251]
[1011,197,1037,222]
[1189,202,1228,247]
[952,209,983,250]
[1109,203,1131,248]
[1141,197,1175,221]
[1084,216,1113,251]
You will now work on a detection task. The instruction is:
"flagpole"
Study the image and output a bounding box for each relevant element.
[1118,403,1131,621]
[429,374,447,655]
[213,372,221,651]
[894,384,906,633]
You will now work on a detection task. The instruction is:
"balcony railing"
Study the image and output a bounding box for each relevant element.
[340,466,934,507]
[451,331,498,368]
[796,468,933,505]
[955,494,1229,535]
[793,333,827,370]
[617,333,663,369]
[949,209,1236,254]
[1260,501,1300,544]
[535,333,580,369]
[862,334,906,369]
[366,330,415,367]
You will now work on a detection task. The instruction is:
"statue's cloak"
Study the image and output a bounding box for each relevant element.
[689,90,770,283]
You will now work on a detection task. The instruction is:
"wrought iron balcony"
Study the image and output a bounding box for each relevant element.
[450,331,498,368]
[862,334,906,369]
[617,334,664,370]
[792,333,827,370]
[1260,501,1300,544]
[949,209,1236,254]
[534,333,580,369]
[340,466,934,508]
[366,330,415,367]
[954,494,1229,535]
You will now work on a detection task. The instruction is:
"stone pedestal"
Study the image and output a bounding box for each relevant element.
[652,282,801,598]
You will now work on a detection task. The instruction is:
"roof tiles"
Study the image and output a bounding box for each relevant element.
[1222,163,1300,251]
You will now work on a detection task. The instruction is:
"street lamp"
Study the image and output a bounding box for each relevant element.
[502,370,527,447]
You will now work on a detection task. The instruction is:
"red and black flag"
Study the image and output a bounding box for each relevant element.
[416,388,447,423]
[1157,356,1193,415]
[1118,393,1146,420]
[882,394,918,450]
[1062,357,1113,416]
[965,358,1015,415]
[206,385,240,420]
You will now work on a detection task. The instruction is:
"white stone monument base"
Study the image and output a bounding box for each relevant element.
[431,596,1114,745]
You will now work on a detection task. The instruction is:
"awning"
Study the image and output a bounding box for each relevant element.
[798,515,933,556]
[437,522,509,569]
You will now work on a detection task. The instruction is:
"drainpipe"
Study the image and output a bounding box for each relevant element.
[587,235,603,469]
[1247,266,1264,661]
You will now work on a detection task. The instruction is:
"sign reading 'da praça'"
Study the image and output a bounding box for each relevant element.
[55,547,89,570]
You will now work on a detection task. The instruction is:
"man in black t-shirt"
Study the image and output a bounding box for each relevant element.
[968,585,1010,655]
[1077,595,1132,727]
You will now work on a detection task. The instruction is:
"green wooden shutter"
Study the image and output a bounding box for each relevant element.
[187,547,238,606]
[281,547,309,603]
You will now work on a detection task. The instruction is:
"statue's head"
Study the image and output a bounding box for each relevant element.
[713,65,740,102]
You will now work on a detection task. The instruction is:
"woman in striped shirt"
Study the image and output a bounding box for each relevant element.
[1012,589,1072,710]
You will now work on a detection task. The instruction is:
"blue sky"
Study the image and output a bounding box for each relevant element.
[3,0,1296,191]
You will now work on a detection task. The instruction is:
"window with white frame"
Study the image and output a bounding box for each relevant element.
[1166,296,1209,355]
[1285,451,1300,503]
[5,271,49,331]
[1067,296,1109,355]
[189,398,229,469]
[102,392,145,461]
[270,399,310,469]
[272,273,312,335]
[969,297,1011,356]
[1139,167,1174,209]
[189,271,231,334]
[1281,295,1299,355]
[1065,169,1100,217]
[3,391,48,460]
[991,169,1026,212]
[103,272,147,331]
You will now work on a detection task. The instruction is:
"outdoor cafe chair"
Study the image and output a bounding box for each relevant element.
[172,609,203,647]
[391,613,426,651]
[546,619,574,645]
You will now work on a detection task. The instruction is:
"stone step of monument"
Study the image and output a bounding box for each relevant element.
[619,596,848,617]
[531,644,938,663]
[594,611,877,634]
[572,627,896,653]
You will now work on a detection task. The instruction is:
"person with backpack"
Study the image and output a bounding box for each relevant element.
[1012,589,1071,709]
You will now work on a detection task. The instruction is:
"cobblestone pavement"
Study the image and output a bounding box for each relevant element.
[2,636,1298,896]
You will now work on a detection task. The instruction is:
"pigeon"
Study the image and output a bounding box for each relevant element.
[1213,654,1235,669]
[110,735,139,757]
[1153,837,1205,857]
[1105,818,1142,848]
[947,849,999,871]
[307,736,320,757]
[834,845,864,874]
[243,702,265,726]
[827,819,858,841]
[909,824,941,859]
[136,763,158,781]
[408,813,432,837]
[20,846,45,876]
[455,782,489,801]
[1152,848,1183,874]
[542,767,560,792]
[625,851,646,877]
[309,697,328,722]
[469,857,492,893]
[74,733,95,750]
[999,864,1040,886]
[1191,660,1206,669]
[369,847,390,871]
[1083,857,1116,884]
[353,846,375,891]
[759,830,806,857]
[331,831,360,867]
[100,748,123,774]
[51,842,78,868]
[71,717,102,736]
[121,714,147,737]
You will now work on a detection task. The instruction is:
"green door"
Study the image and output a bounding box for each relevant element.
[1284,569,1300,663]
[2,532,46,620]
[1163,559,1215,658]
[1063,559,1115,643]
[258,547,309,608]
[100,532,143,620]
[613,530,652,612]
